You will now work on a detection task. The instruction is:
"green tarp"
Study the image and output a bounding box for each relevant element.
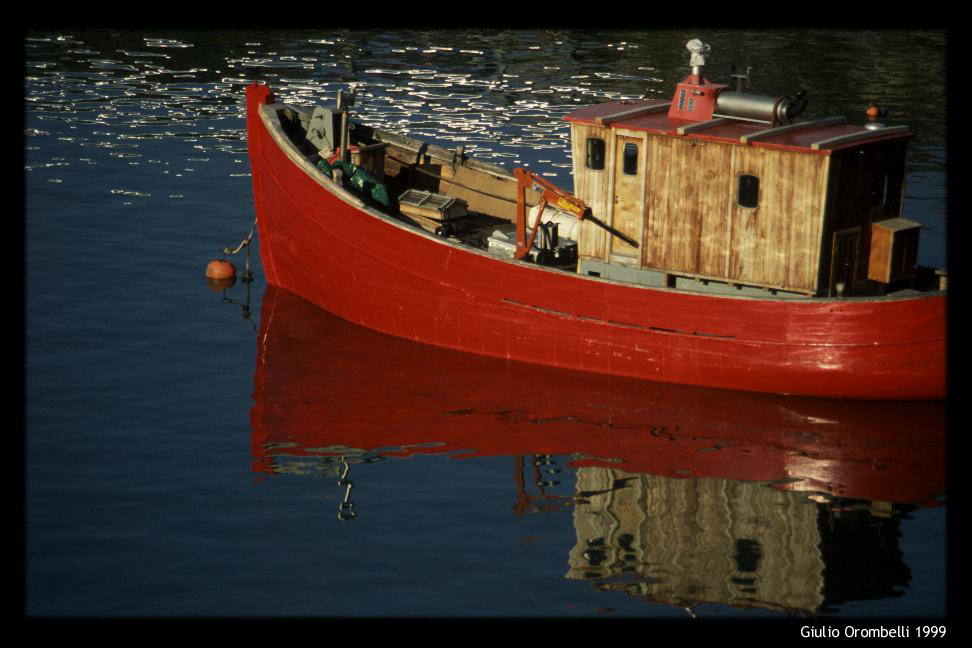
[316,158,390,207]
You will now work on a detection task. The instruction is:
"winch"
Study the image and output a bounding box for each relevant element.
[668,39,808,126]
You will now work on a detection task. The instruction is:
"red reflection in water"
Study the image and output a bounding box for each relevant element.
[250,285,945,506]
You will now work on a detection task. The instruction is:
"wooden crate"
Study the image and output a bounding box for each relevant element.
[398,189,468,222]
[868,218,920,284]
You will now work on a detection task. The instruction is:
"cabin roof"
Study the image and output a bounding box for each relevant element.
[563,100,911,154]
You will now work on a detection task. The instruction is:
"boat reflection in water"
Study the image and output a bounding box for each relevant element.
[250,285,945,615]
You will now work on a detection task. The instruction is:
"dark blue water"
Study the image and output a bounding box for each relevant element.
[26,30,947,620]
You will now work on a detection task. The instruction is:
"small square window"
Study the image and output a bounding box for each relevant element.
[623,143,638,175]
[737,174,759,208]
[586,137,605,170]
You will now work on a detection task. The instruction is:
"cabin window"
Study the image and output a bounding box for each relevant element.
[871,173,888,207]
[623,143,638,175]
[586,137,605,170]
[737,174,759,209]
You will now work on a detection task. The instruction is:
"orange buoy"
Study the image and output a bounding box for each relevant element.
[206,259,236,280]
[866,105,881,120]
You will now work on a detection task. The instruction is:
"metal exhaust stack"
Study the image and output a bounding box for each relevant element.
[686,39,710,81]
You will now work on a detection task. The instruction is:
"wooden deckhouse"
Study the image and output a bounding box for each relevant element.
[564,41,916,297]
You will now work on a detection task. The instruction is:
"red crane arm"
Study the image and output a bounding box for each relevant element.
[513,168,590,260]
[512,167,638,261]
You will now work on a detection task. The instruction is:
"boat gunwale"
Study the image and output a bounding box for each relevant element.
[256,99,945,306]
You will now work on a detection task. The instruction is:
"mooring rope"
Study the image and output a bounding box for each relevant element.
[224,218,257,256]
[222,218,257,282]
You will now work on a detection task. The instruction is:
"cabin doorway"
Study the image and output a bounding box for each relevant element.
[610,136,645,264]
[829,227,861,296]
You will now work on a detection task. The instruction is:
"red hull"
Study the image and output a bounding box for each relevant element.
[246,83,946,400]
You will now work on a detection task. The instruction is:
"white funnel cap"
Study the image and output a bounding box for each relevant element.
[686,39,710,74]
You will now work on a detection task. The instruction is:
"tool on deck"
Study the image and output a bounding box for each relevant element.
[512,168,638,261]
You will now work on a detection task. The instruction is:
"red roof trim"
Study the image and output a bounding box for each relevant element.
[564,100,911,154]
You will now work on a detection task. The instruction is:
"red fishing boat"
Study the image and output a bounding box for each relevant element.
[245,39,946,399]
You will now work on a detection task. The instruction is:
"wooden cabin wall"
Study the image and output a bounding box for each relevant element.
[726,146,829,292]
[571,123,613,260]
[570,121,906,296]
[817,139,908,292]
[643,137,734,276]
[640,138,828,293]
